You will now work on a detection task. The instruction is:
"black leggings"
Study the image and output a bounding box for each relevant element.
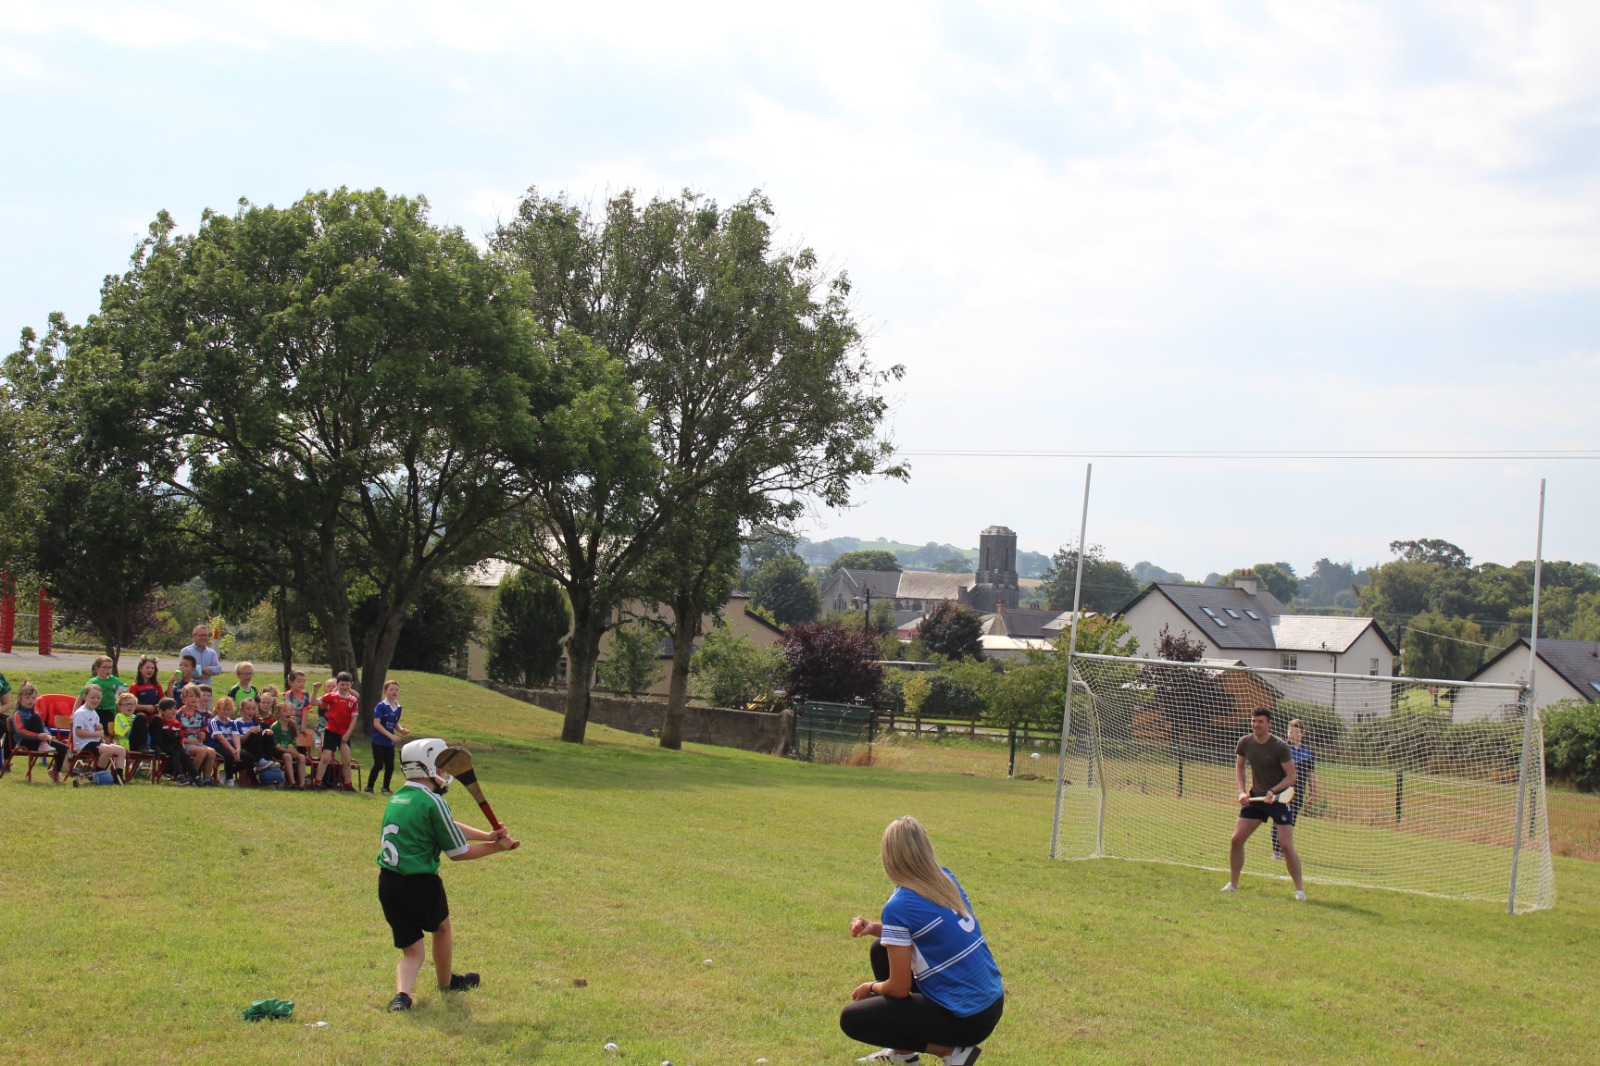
[369,744,396,790]
[153,735,195,779]
[209,741,239,780]
[839,940,1003,1054]
[11,736,68,773]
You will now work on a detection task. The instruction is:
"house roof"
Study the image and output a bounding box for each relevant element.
[1121,582,1288,650]
[829,569,903,599]
[983,607,1071,639]
[1120,581,1396,656]
[1271,615,1398,655]
[895,572,972,601]
[1470,638,1600,702]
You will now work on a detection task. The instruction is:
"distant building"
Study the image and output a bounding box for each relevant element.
[1469,638,1600,714]
[817,524,1040,624]
[1118,573,1397,722]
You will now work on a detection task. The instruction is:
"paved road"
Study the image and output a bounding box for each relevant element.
[0,648,304,680]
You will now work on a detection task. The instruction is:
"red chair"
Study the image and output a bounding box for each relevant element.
[53,713,100,779]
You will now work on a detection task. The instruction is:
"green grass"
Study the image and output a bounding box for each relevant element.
[5,671,1600,1064]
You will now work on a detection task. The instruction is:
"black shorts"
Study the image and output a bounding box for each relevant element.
[96,708,116,729]
[378,870,449,948]
[1241,800,1297,826]
[79,741,102,760]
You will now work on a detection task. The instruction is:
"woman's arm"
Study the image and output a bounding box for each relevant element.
[848,915,883,939]
[852,944,915,1000]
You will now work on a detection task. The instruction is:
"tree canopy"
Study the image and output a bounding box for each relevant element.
[491,188,901,743]
[830,550,902,573]
[22,189,582,728]
[1041,544,1141,613]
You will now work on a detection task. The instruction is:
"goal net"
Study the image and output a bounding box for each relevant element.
[1049,653,1555,912]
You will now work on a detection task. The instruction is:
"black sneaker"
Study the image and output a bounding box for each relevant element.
[443,972,480,992]
[387,992,413,1012]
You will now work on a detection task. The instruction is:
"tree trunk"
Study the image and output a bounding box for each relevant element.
[275,584,294,689]
[357,609,409,741]
[659,591,699,750]
[561,590,605,744]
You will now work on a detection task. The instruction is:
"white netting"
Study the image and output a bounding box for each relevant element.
[1050,653,1555,912]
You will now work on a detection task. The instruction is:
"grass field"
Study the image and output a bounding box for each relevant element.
[5,669,1600,1064]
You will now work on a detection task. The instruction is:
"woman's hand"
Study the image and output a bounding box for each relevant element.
[850,981,877,1002]
[849,916,882,938]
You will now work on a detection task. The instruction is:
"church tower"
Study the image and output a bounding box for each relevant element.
[968,525,1019,614]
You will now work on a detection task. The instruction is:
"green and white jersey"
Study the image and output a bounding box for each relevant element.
[376,781,469,876]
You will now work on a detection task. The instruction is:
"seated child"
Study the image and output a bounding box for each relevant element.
[207,695,243,786]
[111,691,151,754]
[72,684,126,783]
[283,671,315,756]
[11,682,69,782]
[268,702,310,788]
[130,656,165,708]
[169,654,199,701]
[227,661,259,707]
[176,686,218,784]
[148,697,199,784]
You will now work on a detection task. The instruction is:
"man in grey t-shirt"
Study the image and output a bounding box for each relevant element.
[180,624,224,687]
[1220,707,1306,899]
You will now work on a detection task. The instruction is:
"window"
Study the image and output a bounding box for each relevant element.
[1201,607,1228,627]
[1244,610,1260,620]
[1591,681,1600,695]
[1356,712,1376,725]
[1225,608,1241,619]
[1281,654,1298,671]
[1370,657,1381,676]
[1201,606,1218,616]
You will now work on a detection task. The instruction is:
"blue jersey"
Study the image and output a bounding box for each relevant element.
[1289,743,1315,806]
[880,868,1003,1017]
[372,700,402,747]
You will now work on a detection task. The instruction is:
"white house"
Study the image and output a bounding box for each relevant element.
[1468,638,1600,715]
[1118,574,1397,722]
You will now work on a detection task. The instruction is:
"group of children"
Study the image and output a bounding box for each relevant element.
[2,653,410,793]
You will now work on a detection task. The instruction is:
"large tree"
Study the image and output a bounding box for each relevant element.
[487,568,571,688]
[48,189,575,732]
[1041,544,1141,613]
[749,554,821,626]
[1400,610,1485,680]
[493,188,901,746]
[831,550,902,573]
[918,600,984,660]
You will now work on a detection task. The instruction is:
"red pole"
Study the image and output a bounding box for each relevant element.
[0,571,13,654]
[38,585,53,656]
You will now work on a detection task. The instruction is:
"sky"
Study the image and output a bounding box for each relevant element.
[3,0,1597,579]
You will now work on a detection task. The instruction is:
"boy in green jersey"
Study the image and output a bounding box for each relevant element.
[376,737,519,1012]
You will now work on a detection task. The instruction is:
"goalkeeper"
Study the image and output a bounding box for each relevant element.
[1220,708,1306,900]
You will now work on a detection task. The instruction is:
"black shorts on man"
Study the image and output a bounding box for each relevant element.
[1240,799,1297,826]
[378,870,450,948]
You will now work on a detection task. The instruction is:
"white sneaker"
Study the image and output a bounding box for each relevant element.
[226,779,236,787]
[943,1047,981,1066]
[1219,883,1238,892]
[1294,889,1307,901]
[857,1052,919,1064]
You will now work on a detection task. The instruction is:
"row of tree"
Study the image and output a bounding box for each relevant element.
[1,187,902,744]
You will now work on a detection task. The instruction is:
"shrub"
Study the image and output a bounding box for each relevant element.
[690,625,784,709]
[1544,699,1600,791]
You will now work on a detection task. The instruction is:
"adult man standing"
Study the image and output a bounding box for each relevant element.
[180,624,224,688]
[1221,707,1305,900]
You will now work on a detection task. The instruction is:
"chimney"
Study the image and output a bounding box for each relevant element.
[1234,569,1258,596]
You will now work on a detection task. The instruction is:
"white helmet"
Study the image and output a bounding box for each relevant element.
[400,738,454,787]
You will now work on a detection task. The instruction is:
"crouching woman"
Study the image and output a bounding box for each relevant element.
[840,816,1004,1066]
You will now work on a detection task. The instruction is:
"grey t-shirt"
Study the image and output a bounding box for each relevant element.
[1236,734,1292,796]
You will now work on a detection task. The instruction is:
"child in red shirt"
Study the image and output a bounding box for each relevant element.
[314,671,360,791]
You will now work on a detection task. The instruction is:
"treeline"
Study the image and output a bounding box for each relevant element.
[0,187,902,746]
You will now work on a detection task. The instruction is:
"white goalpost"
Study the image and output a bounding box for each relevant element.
[1049,654,1556,912]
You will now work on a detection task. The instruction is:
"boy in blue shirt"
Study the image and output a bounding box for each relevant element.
[366,679,410,794]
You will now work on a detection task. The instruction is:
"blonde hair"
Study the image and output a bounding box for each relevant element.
[236,661,255,674]
[92,655,113,672]
[880,816,969,918]
[260,684,279,699]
